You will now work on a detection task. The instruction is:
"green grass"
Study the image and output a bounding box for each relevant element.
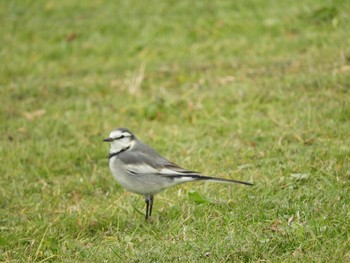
[1,0,350,261]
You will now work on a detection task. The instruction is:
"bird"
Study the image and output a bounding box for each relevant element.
[103,128,253,220]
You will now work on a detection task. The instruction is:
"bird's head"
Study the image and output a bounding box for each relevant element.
[103,128,135,154]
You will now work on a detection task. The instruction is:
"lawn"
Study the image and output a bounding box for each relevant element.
[1,0,350,262]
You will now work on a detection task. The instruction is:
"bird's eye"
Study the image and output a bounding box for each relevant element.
[119,135,125,139]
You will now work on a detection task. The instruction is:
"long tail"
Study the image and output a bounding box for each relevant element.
[168,173,253,186]
[196,175,253,186]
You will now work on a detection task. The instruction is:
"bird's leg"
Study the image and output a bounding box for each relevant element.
[149,195,154,217]
[145,195,150,220]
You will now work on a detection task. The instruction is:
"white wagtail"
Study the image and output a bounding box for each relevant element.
[103,128,253,220]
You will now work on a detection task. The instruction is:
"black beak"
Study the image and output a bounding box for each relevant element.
[103,137,114,142]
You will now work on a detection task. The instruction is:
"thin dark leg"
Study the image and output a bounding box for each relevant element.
[149,195,154,217]
[145,196,150,220]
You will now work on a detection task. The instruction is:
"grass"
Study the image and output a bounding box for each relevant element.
[1,0,350,261]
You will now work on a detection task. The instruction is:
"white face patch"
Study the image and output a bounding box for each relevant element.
[109,130,119,138]
[109,130,122,139]
[108,129,134,154]
[109,130,132,140]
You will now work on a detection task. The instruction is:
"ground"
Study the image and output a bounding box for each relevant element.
[1,0,349,262]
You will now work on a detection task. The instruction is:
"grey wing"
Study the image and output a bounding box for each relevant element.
[118,142,254,186]
[117,149,201,178]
